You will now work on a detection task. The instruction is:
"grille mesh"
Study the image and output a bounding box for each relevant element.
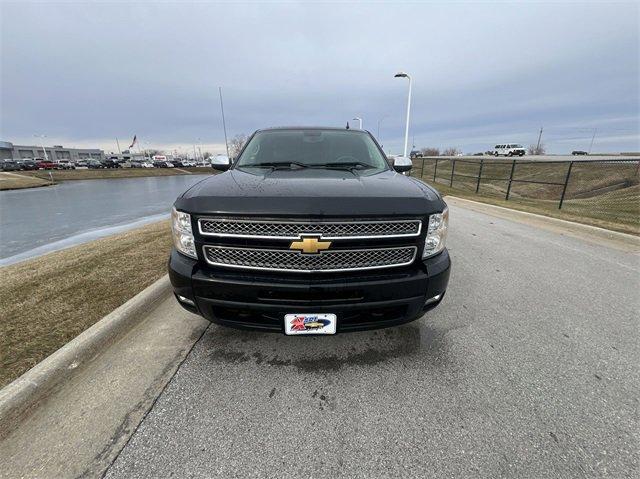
[203,246,417,272]
[198,219,421,238]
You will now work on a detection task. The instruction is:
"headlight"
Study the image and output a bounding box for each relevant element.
[423,206,449,259]
[171,207,197,258]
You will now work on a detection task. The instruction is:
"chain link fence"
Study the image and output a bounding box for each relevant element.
[410,157,640,235]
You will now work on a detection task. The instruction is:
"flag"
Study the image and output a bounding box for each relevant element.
[129,135,137,149]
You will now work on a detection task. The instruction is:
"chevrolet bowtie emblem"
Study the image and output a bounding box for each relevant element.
[289,236,332,254]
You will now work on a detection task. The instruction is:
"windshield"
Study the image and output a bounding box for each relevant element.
[235,129,390,172]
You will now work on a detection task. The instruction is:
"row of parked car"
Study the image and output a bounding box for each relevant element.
[0,157,209,171]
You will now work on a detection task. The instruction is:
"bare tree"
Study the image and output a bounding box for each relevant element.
[443,147,461,156]
[229,134,248,158]
[527,142,546,155]
[420,147,440,156]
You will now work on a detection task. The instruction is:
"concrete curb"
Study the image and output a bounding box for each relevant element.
[445,195,640,253]
[0,275,172,438]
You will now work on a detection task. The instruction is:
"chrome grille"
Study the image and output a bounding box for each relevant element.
[203,246,417,273]
[198,218,421,239]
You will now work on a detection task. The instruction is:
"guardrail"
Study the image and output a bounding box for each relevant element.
[409,156,640,234]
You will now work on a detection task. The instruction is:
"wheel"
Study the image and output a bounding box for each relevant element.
[507,152,513,157]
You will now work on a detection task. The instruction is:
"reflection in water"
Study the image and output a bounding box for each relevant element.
[0,174,211,263]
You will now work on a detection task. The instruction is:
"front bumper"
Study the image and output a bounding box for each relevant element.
[168,248,450,333]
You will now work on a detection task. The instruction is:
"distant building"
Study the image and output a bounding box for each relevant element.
[0,141,104,161]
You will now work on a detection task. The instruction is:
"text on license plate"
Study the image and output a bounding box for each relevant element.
[284,313,337,335]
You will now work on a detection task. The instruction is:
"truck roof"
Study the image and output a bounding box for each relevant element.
[257,126,368,133]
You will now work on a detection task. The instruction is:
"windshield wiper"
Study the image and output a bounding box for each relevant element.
[314,162,374,171]
[246,161,310,170]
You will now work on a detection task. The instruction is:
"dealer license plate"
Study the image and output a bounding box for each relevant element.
[284,313,337,335]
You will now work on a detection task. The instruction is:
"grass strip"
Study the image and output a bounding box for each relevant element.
[0,172,52,191]
[0,221,172,388]
[434,183,639,235]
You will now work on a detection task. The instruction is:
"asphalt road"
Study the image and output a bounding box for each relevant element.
[105,204,639,478]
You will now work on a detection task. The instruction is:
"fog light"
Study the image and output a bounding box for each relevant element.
[424,294,442,306]
[177,295,195,306]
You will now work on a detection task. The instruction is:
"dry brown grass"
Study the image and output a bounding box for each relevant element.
[0,221,172,388]
[434,184,639,235]
[0,172,52,190]
[412,158,639,235]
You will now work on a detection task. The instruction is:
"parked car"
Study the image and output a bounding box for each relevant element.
[572,150,588,156]
[140,162,154,168]
[101,159,120,168]
[493,144,526,157]
[169,127,451,335]
[153,160,174,168]
[75,160,89,168]
[183,160,197,167]
[87,160,104,169]
[19,159,39,170]
[36,160,58,169]
[130,161,142,168]
[1,160,21,171]
[56,160,75,170]
[170,160,185,167]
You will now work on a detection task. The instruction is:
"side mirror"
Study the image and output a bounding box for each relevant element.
[393,156,412,173]
[211,155,231,171]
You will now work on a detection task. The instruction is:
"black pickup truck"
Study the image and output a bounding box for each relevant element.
[169,127,450,335]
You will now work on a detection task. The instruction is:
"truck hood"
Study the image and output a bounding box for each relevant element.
[175,168,445,217]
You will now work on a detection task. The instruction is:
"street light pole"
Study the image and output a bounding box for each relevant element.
[394,72,412,158]
[352,117,363,130]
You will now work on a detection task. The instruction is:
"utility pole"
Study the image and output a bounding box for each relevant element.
[588,128,597,154]
[535,127,543,153]
[219,87,230,157]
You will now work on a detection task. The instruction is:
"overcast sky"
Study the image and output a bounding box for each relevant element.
[1,0,638,155]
